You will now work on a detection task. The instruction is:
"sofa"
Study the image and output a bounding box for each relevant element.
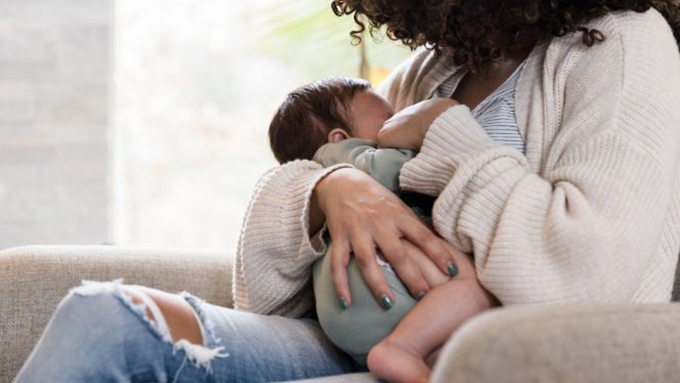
[2,245,680,383]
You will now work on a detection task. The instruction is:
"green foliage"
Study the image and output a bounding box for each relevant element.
[248,0,411,84]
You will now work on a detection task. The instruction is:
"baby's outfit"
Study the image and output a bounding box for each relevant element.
[312,139,430,366]
[313,139,415,191]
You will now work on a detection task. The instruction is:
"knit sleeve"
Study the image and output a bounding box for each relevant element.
[233,160,352,317]
[399,16,680,305]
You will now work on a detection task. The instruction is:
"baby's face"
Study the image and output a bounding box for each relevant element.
[347,90,394,141]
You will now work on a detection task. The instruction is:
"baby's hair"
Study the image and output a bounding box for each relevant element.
[269,77,371,164]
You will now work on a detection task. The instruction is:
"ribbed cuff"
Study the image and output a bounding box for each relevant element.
[400,105,512,196]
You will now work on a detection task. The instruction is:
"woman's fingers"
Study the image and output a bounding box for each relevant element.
[373,228,431,299]
[317,168,460,309]
[401,218,460,277]
[330,238,352,308]
[350,231,396,309]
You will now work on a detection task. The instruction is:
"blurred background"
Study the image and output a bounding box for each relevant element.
[0,0,412,250]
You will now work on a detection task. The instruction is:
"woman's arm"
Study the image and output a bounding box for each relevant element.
[399,17,680,305]
[235,160,459,316]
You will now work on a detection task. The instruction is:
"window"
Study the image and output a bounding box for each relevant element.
[113,0,412,249]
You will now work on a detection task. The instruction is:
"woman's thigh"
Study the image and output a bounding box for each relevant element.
[13,280,359,383]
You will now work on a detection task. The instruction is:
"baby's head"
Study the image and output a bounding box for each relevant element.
[269,77,394,164]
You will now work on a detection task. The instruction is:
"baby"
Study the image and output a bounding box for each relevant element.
[268,77,495,383]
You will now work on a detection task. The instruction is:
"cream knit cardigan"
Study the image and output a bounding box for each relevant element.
[234,9,680,317]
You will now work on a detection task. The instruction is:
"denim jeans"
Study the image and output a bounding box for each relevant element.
[13,279,360,382]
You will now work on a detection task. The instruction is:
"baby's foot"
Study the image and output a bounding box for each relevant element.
[367,338,431,383]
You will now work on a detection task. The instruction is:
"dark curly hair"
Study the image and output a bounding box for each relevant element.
[332,0,680,72]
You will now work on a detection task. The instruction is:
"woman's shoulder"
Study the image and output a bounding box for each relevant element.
[544,8,680,146]
[545,8,678,92]
[587,7,672,37]
[553,8,676,59]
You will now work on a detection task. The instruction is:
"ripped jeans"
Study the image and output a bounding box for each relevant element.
[12,279,359,382]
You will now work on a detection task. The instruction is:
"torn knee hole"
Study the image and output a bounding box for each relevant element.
[121,288,158,324]
[120,287,174,342]
[121,286,208,349]
[121,287,228,375]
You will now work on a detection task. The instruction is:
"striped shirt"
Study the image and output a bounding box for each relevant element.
[433,62,527,154]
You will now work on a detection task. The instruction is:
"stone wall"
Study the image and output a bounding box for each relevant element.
[0,0,110,248]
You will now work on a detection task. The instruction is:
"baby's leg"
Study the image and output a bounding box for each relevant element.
[367,263,496,383]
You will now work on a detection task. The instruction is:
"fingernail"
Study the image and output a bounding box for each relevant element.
[380,295,394,310]
[339,297,348,310]
[416,291,427,300]
[447,262,459,277]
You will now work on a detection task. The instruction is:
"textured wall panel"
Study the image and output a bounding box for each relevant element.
[0,0,110,248]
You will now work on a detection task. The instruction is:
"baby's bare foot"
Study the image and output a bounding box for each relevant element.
[367,338,431,383]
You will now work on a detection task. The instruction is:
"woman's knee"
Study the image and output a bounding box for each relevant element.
[65,280,229,372]
[64,280,201,345]
[119,285,204,346]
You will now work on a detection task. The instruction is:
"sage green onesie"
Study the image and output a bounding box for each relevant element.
[312,138,423,366]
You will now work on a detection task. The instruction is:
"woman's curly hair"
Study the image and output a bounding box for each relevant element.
[331,0,680,73]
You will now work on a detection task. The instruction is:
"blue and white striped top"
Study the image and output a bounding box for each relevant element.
[433,62,527,154]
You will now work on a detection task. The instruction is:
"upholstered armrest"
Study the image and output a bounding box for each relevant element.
[432,303,680,383]
[0,245,234,383]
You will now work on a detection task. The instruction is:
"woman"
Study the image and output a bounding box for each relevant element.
[14,1,680,382]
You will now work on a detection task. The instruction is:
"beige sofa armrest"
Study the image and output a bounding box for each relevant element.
[0,245,234,383]
[432,303,680,383]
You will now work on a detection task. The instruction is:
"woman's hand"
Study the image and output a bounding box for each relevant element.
[377,98,459,151]
[313,167,462,308]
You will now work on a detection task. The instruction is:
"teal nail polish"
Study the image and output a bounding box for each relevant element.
[380,295,394,310]
[416,291,427,301]
[339,297,348,310]
[447,262,459,277]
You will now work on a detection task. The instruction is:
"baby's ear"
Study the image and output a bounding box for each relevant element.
[328,128,350,143]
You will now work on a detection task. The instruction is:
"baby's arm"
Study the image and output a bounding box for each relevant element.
[313,139,415,193]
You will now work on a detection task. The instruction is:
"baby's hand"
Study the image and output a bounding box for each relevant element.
[377,98,459,151]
